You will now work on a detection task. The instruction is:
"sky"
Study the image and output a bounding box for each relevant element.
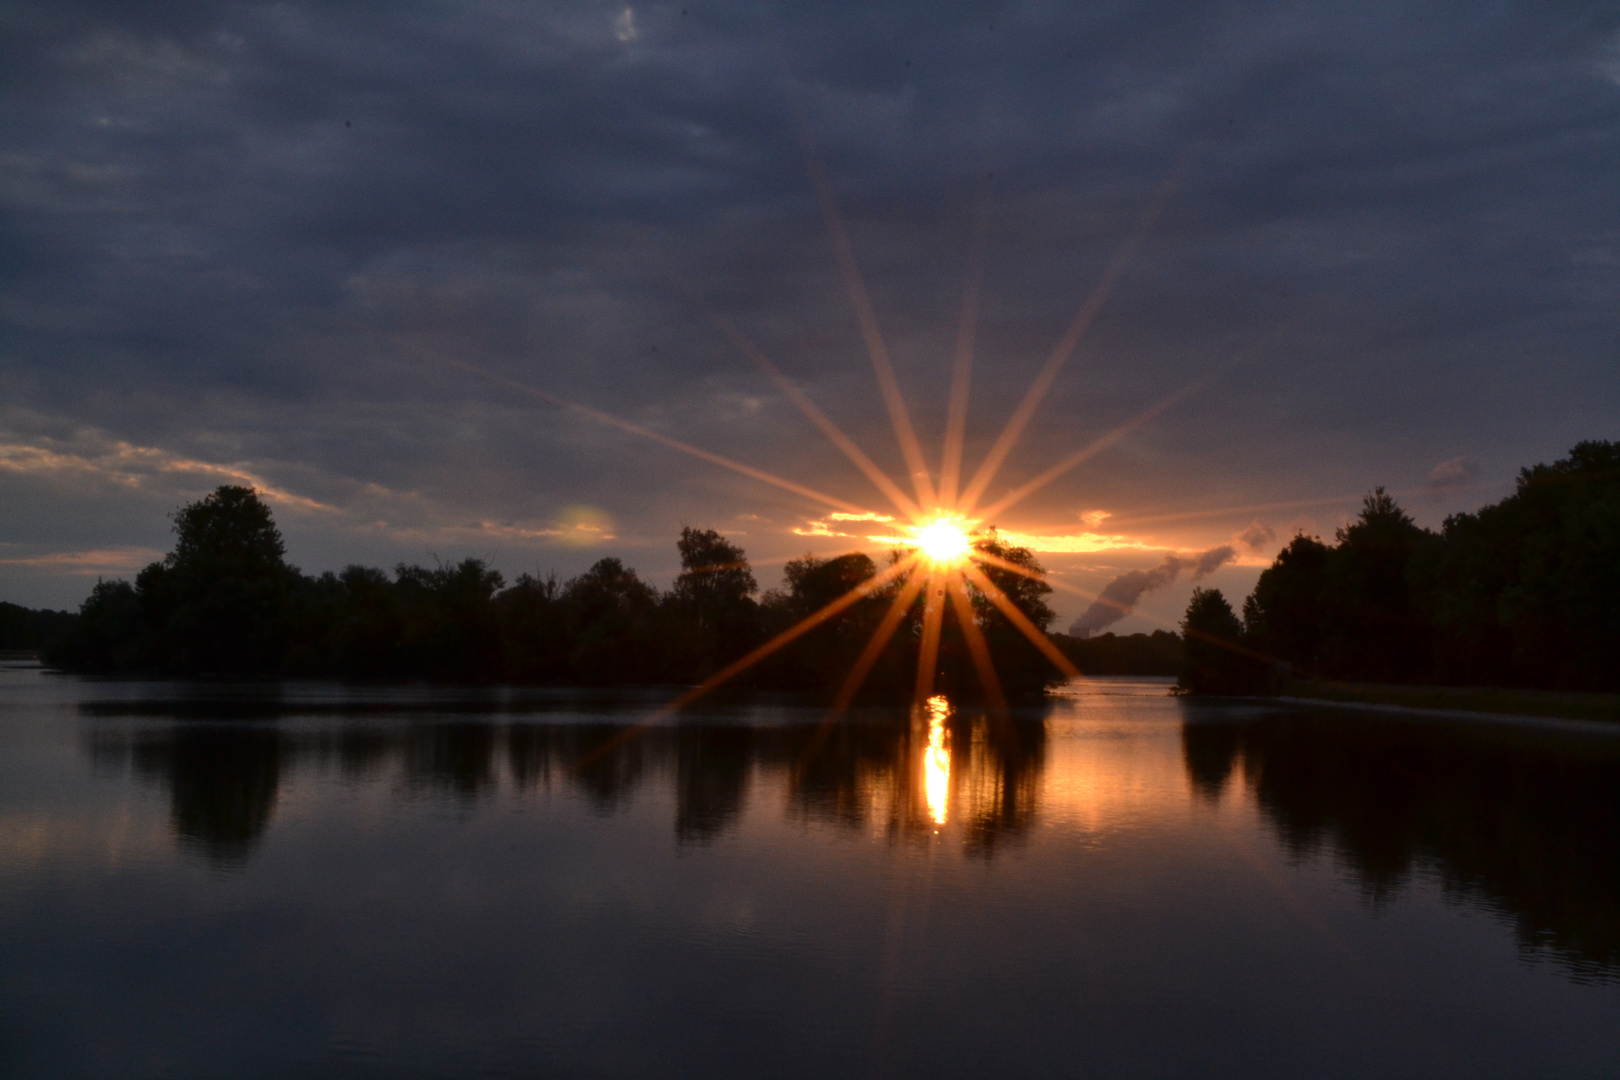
[2,1,1617,633]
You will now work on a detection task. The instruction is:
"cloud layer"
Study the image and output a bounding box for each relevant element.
[2,2,1617,608]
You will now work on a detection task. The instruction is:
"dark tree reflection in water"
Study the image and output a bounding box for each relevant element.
[12,673,1613,1076]
[80,700,1051,857]
[403,723,499,800]
[1182,711,1620,981]
[130,727,284,865]
[75,692,1617,984]
[675,726,752,843]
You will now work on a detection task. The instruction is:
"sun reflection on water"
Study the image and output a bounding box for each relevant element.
[923,694,951,826]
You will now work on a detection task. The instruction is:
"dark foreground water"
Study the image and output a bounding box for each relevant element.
[1,661,1616,1078]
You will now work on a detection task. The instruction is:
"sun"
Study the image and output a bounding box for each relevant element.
[912,516,972,566]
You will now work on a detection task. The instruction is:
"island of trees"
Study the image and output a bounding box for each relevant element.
[41,485,1070,699]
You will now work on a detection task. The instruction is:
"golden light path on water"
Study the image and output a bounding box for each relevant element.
[923,694,952,826]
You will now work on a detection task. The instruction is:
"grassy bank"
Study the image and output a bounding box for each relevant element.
[1281,680,1620,724]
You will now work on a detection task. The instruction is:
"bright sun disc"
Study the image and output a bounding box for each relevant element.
[913,517,972,565]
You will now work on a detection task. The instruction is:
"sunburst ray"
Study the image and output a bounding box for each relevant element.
[975,548,1279,667]
[412,346,877,518]
[913,567,948,703]
[572,552,922,773]
[959,561,1082,681]
[958,158,1192,515]
[832,569,929,710]
[974,355,1241,522]
[945,569,1007,715]
[665,550,920,713]
[939,195,989,509]
[701,307,924,521]
[1107,489,1422,529]
[796,124,938,508]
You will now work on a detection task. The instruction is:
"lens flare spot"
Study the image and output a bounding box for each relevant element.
[555,505,615,546]
[912,516,972,566]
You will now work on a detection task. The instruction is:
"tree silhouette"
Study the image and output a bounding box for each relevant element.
[1179,587,1260,694]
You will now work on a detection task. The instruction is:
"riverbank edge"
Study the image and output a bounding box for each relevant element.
[1277,679,1620,725]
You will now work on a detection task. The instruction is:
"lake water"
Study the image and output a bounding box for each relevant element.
[1,660,1616,1078]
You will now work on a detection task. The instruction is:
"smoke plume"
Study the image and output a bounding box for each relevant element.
[1067,555,1182,637]
[1067,545,1236,637]
[1191,544,1235,580]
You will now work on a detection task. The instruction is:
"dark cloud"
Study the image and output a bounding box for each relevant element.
[3,1,1618,607]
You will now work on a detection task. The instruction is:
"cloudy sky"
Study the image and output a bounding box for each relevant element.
[3,1,1617,632]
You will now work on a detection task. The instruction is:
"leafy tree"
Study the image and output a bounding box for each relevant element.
[44,440,1612,695]
[1240,491,1433,684]
[563,557,665,684]
[498,573,571,684]
[1425,440,1620,689]
[1326,488,1433,681]
[1179,587,1263,695]
[156,486,296,674]
[331,566,406,678]
[758,551,884,691]
[0,601,77,652]
[44,579,144,672]
[962,530,1062,698]
[778,552,879,614]
[667,527,759,678]
[394,559,505,682]
[1243,534,1332,675]
[1056,630,1183,676]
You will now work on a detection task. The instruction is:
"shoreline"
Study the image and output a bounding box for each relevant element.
[1276,679,1620,726]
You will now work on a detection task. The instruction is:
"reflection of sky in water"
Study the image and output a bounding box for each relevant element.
[1,662,1617,1077]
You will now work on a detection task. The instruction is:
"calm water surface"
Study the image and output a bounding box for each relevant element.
[1,661,1616,1078]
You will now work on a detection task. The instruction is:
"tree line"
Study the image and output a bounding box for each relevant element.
[43,485,1065,698]
[1179,440,1620,694]
[0,601,76,653]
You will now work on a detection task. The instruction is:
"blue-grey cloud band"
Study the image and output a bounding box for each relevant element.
[2,1,1616,607]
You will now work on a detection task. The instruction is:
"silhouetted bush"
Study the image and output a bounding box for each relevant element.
[159,485,298,674]
[962,530,1065,699]
[562,557,668,684]
[497,573,570,683]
